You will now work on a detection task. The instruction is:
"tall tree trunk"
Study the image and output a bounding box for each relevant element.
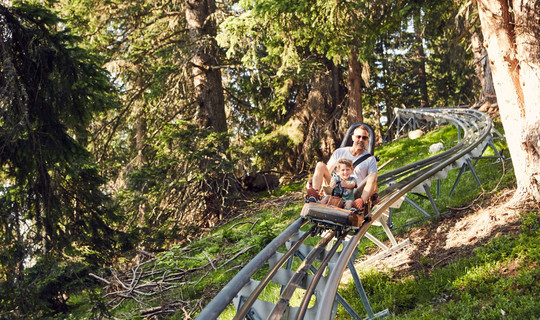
[414,10,429,108]
[471,29,497,104]
[186,0,230,224]
[284,62,345,173]
[134,72,147,167]
[416,44,429,108]
[185,0,227,134]
[348,50,364,124]
[290,70,338,171]
[331,63,341,110]
[477,0,540,203]
[381,38,395,141]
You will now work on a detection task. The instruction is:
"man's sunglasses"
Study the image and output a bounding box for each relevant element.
[354,135,369,141]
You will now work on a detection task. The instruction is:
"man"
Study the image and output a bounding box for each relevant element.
[306,125,378,210]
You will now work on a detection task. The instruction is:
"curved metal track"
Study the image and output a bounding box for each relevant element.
[196,108,498,320]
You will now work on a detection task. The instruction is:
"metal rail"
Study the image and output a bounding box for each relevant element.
[196,108,498,320]
[316,107,493,318]
[196,218,308,320]
[233,227,317,320]
[268,231,338,320]
[295,234,344,320]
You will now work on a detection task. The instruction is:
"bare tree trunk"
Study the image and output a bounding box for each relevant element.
[477,0,540,203]
[282,62,345,173]
[471,29,497,104]
[331,63,341,110]
[414,11,429,108]
[348,50,364,124]
[185,0,227,134]
[289,70,337,171]
[134,72,147,167]
[381,37,395,141]
[416,43,429,108]
[185,0,229,223]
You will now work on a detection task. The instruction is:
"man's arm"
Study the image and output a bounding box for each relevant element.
[327,164,336,177]
[354,172,378,202]
[340,177,356,189]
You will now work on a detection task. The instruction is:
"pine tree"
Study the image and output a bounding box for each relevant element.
[1,3,119,315]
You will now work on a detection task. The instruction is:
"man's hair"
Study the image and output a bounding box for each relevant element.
[337,158,353,169]
[353,125,370,137]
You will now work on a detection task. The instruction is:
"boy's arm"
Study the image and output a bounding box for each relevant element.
[341,178,356,189]
[329,177,338,188]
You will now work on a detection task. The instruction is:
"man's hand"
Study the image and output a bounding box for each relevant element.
[341,180,355,189]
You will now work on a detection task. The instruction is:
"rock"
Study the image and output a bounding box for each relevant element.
[408,129,424,140]
[243,172,280,192]
[429,142,444,153]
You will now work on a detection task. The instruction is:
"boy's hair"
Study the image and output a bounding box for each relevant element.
[337,158,353,169]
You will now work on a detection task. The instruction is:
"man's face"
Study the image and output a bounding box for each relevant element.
[351,128,369,152]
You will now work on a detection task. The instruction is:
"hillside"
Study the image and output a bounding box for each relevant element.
[229,186,539,320]
[85,125,539,320]
[344,188,524,279]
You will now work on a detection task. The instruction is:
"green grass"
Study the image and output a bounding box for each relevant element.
[376,125,458,173]
[366,123,512,245]
[83,122,539,320]
[331,123,539,319]
[336,211,540,320]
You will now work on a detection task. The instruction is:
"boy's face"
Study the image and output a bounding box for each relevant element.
[337,163,352,180]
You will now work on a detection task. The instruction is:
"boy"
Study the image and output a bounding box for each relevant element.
[319,158,357,209]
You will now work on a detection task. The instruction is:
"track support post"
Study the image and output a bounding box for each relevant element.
[449,158,481,196]
[348,247,390,319]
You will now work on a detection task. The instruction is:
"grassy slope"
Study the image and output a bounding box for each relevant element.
[89,124,539,320]
[340,125,539,319]
[340,210,540,320]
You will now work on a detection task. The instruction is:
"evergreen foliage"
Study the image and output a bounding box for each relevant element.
[364,0,480,135]
[1,3,119,316]
[52,0,241,246]
[116,122,240,248]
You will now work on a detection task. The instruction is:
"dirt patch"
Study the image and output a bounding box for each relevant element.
[345,188,525,281]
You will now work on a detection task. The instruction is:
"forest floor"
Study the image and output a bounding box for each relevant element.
[342,187,525,283]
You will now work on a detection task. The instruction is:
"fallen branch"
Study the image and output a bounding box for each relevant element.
[228,220,254,230]
[219,245,255,268]
[141,301,185,317]
[378,157,396,171]
[248,218,259,233]
[89,273,111,285]
[203,251,217,270]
